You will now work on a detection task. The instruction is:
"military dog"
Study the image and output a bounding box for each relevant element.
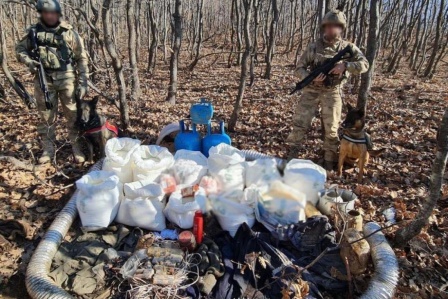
[76,96,119,162]
[337,104,383,183]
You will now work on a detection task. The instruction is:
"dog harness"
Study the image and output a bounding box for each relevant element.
[83,121,118,136]
[341,134,367,144]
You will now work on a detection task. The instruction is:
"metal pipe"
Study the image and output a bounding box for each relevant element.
[360,222,399,299]
[25,161,103,299]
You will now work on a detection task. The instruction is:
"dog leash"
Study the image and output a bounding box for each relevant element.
[83,120,119,136]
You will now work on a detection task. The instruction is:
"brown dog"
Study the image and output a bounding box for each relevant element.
[76,96,119,162]
[337,104,382,183]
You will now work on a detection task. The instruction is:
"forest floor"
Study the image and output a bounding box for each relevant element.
[0,49,447,299]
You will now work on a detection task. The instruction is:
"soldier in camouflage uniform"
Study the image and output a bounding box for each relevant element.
[16,0,89,164]
[287,10,369,170]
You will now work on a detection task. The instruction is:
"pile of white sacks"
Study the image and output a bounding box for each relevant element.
[76,138,326,237]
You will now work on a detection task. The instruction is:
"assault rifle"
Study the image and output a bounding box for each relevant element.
[290,45,354,94]
[29,27,53,110]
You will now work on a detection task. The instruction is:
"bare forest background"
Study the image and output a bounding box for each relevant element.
[0,0,448,298]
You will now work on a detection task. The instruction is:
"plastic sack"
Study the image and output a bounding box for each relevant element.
[283,159,326,205]
[199,175,220,195]
[132,145,174,182]
[164,189,205,229]
[209,189,255,237]
[103,138,141,183]
[116,183,166,231]
[172,150,208,186]
[76,171,121,231]
[245,158,282,188]
[252,181,306,232]
[208,144,246,192]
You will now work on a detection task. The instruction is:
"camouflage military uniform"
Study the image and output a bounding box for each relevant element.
[16,20,89,163]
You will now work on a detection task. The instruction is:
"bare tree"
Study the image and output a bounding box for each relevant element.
[229,0,253,131]
[102,0,129,130]
[188,0,204,71]
[394,108,448,246]
[423,0,446,78]
[166,0,183,105]
[127,0,141,101]
[263,0,279,79]
[357,0,380,111]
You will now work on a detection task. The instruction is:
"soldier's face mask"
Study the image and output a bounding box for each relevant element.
[41,11,60,27]
[323,24,343,40]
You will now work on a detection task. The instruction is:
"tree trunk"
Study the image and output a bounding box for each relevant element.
[357,0,380,111]
[102,0,129,130]
[423,0,445,78]
[0,5,35,108]
[229,0,253,132]
[394,108,448,247]
[166,0,183,105]
[263,0,279,79]
[127,0,140,101]
[147,0,159,74]
[188,0,204,71]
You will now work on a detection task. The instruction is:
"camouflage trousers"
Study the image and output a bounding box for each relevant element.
[286,87,343,162]
[34,76,78,145]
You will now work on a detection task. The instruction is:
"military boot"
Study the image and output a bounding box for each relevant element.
[38,140,55,164]
[72,141,86,163]
[324,160,336,171]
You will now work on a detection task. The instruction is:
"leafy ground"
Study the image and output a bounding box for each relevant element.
[0,49,447,298]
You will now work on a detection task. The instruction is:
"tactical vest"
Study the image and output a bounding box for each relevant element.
[311,38,349,87]
[33,23,74,72]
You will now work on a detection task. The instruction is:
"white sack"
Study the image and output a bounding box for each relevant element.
[116,183,166,231]
[132,145,174,182]
[76,171,121,231]
[164,189,205,229]
[103,138,141,183]
[172,150,208,186]
[209,189,255,237]
[283,159,326,205]
[245,158,282,188]
[208,144,246,192]
[253,181,306,231]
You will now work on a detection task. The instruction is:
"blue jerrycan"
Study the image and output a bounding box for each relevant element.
[190,98,214,125]
[175,120,202,152]
[202,121,231,157]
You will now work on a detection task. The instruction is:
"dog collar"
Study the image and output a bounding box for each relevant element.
[83,121,118,136]
[342,134,367,144]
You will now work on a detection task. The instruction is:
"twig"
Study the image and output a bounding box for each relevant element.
[344,256,353,299]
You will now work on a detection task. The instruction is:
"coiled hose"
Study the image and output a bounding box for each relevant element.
[26,161,103,299]
[241,149,286,169]
[25,157,398,299]
[360,222,399,299]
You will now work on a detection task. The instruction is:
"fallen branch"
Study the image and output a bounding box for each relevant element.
[0,155,34,171]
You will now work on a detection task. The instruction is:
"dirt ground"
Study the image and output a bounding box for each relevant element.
[0,49,447,298]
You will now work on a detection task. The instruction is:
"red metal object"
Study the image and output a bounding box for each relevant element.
[178,230,196,252]
[193,211,204,244]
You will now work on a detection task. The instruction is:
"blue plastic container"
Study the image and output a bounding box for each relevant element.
[190,98,214,125]
[175,120,202,152]
[202,121,231,157]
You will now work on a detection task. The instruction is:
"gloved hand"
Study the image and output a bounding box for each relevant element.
[27,60,40,74]
[76,84,88,100]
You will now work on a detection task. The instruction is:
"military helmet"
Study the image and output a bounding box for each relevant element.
[322,9,347,30]
[36,0,62,14]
